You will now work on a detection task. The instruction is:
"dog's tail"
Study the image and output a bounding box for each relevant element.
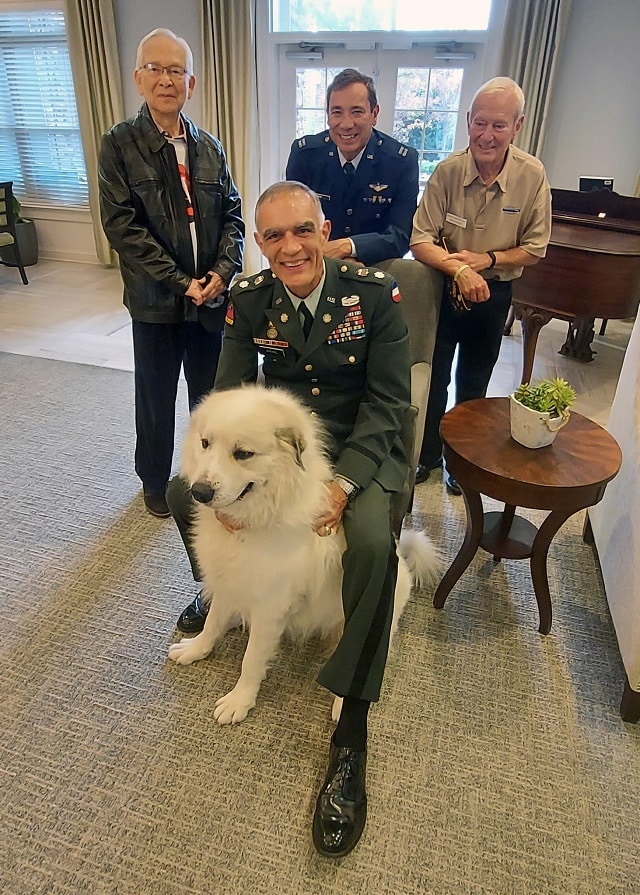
[397,529,443,591]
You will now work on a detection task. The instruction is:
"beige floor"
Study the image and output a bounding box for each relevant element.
[0,258,632,426]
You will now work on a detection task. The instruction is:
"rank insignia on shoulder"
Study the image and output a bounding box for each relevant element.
[398,146,408,156]
[341,265,349,272]
[297,137,306,148]
[238,280,249,289]
[225,303,235,325]
[392,285,402,303]
[374,270,385,278]
[254,275,264,285]
[356,268,369,276]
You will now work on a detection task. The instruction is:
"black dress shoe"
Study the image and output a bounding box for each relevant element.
[143,488,170,518]
[176,591,209,634]
[312,740,367,858]
[415,464,432,485]
[445,471,462,496]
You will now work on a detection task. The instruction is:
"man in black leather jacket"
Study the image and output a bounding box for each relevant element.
[98,28,244,517]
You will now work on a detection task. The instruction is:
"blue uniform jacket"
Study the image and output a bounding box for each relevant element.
[285,129,419,266]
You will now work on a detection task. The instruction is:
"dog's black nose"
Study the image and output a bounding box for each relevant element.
[191,482,215,504]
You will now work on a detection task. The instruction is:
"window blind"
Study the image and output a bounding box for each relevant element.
[0,1,88,207]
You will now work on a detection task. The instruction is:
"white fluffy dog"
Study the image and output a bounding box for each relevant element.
[168,385,441,724]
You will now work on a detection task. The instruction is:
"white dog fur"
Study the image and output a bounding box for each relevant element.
[168,384,441,724]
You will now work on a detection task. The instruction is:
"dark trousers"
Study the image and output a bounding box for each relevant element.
[165,475,398,703]
[132,320,222,494]
[420,279,513,468]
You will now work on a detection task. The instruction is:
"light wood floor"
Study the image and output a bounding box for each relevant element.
[0,258,632,427]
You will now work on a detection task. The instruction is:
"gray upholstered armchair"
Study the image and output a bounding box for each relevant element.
[375,258,442,533]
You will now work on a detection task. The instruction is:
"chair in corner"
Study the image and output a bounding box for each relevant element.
[0,181,29,285]
[374,258,442,535]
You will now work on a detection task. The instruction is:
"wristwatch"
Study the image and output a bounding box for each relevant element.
[334,476,360,502]
[487,250,497,269]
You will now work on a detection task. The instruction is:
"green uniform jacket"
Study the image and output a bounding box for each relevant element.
[215,258,411,494]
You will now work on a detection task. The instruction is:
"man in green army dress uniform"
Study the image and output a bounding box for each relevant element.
[166,181,411,857]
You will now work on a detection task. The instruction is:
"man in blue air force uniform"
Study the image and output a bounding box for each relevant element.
[286,68,419,266]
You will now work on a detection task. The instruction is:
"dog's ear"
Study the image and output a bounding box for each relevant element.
[275,427,306,470]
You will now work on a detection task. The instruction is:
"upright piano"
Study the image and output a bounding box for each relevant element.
[510,188,640,384]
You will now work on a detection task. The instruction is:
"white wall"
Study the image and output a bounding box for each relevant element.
[542,0,640,195]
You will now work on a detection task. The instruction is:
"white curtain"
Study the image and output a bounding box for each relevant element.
[63,0,124,265]
[499,0,573,158]
[200,0,261,274]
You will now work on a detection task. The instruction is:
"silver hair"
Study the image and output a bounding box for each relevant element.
[135,28,193,75]
[470,77,525,120]
[255,181,325,228]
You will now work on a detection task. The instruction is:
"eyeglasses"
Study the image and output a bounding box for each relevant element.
[139,63,188,80]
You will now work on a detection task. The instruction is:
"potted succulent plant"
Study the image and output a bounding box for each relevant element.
[510,377,577,448]
[0,193,39,267]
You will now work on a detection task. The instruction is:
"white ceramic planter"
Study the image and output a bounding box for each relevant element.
[509,394,570,449]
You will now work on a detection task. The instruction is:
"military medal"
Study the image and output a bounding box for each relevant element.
[267,324,278,338]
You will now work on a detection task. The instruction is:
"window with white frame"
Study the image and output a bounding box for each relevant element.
[271,0,492,32]
[0,0,88,207]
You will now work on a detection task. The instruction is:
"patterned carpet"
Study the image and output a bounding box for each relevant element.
[1,351,639,895]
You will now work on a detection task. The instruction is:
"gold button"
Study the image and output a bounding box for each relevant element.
[305,364,313,371]
[311,387,320,396]
[349,355,356,363]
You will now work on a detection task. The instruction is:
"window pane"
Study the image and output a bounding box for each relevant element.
[272,0,491,32]
[393,67,464,185]
[294,67,342,137]
[0,4,88,207]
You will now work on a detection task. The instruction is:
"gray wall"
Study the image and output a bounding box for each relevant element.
[542,0,640,196]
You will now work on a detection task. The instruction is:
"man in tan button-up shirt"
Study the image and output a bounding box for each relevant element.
[410,76,551,492]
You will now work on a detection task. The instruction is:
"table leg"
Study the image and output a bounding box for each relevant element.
[621,676,640,723]
[492,504,517,562]
[433,486,484,609]
[530,508,574,635]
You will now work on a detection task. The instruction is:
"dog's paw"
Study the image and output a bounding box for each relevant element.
[213,686,256,725]
[167,634,211,666]
[331,695,343,722]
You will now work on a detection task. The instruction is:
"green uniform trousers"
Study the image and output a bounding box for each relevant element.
[165,475,398,703]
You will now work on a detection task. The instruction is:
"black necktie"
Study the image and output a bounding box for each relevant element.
[343,161,355,182]
[299,301,313,340]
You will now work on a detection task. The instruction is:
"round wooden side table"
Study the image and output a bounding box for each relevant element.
[433,397,622,634]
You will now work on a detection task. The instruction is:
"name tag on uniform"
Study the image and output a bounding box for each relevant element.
[446,212,467,228]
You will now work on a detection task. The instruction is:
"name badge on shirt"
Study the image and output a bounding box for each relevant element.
[446,212,467,228]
